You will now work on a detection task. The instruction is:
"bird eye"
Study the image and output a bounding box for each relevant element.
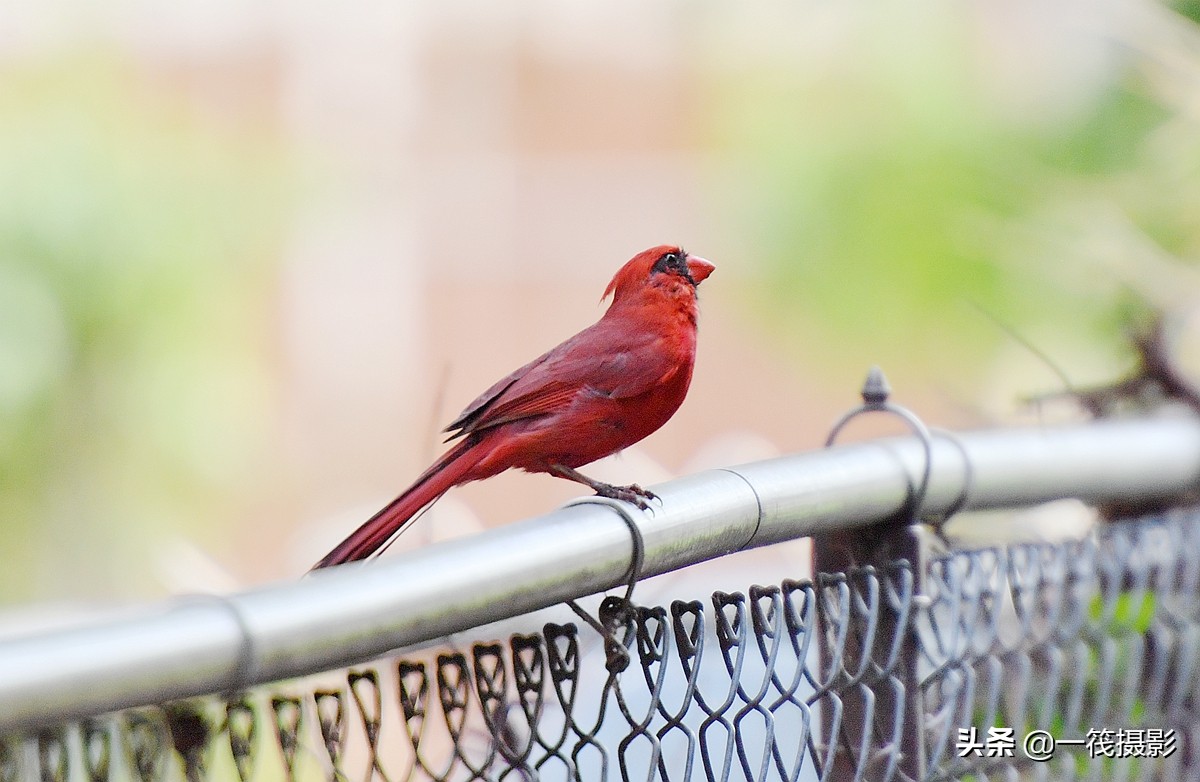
[652,251,685,277]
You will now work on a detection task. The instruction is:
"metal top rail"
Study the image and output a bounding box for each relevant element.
[2,416,1199,733]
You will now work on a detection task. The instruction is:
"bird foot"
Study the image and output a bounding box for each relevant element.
[594,482,658,510]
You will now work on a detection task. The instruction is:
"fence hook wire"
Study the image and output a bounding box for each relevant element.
[562,496,647,674]
[927,427,974,527]
[825,366,973,526]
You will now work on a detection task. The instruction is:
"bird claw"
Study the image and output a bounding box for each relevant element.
[594,482,658,510]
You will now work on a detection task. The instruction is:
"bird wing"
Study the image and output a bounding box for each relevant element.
[443,351,551,437]
[443,320,677,439]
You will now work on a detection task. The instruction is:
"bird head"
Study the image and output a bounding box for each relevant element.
[603,245,715,302]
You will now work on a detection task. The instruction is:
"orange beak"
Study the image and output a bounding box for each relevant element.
[686,256,715,285]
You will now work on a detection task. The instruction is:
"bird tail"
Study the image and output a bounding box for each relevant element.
[311,437,487,570]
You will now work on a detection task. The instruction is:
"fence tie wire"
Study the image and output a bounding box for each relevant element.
[563,496,647,675]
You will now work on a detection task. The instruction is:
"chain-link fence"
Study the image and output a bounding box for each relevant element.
[5,511,1198,781]
[3,417,1200,781]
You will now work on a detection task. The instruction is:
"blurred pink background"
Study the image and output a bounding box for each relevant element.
[3,1,1196,604]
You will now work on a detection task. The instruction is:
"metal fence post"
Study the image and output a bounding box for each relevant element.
[814,519,946,782]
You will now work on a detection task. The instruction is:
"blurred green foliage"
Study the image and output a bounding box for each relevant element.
[0,54,291,601]
[710,9,1199,392]
[1175,0,1200,26]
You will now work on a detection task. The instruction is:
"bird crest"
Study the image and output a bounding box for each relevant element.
[603,245,685,302]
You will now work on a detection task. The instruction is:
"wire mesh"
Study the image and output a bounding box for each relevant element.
[4,509,1199,782]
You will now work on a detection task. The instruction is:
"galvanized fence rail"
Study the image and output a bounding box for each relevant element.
[3,415,1200,781]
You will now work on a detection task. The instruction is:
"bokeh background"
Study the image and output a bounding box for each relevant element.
[2,1,1199,606]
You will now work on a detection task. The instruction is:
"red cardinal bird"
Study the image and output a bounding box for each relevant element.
[312,245,714,569]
